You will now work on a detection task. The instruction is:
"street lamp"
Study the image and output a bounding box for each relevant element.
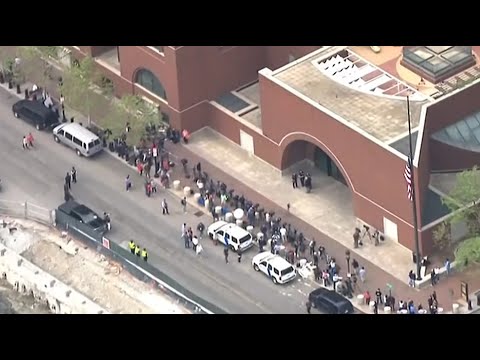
[345,250,351,275]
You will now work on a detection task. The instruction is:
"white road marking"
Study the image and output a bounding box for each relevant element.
[304,282,311,287]
[297,289,307,296]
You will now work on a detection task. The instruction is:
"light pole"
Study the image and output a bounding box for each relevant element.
[345,250,351,275]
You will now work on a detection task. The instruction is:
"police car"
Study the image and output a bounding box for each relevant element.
[252,251,297,285]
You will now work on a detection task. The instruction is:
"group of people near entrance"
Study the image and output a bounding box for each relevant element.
[291,170,312,193]
[128,240,148,261]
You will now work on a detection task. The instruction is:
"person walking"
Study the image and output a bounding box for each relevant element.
[26,132,34,148]
[103,212,111,231]
[292,173,298,189]
[71,166,77,183]
[22,136,29,150]
[161,199,169,215]
[141,248,148,262]
[135,244,141,257]
[192,235,199,252]
[224,247,229,264]
[125,175,132,192]
[128,240,136,254]
[181,197,187,213]
[237,249,242,263]
[65,172,72,190]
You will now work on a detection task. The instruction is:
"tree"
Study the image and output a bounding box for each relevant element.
[454,237,480,270]
[432,222,452,251]
[60,56,100,125]
[442,165,480,237]
[15,46,55,89]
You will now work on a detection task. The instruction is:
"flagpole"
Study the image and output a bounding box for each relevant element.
[407,96,422,281]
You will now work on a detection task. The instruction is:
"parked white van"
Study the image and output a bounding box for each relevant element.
[207,220,253,252]
[252,251,297,285]
[53,123,103,157]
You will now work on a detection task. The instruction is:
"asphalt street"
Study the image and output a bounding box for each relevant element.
[0,87,324,314]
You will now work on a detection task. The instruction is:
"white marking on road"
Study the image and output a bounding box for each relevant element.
[297,289,307,296]
[304,282,311,287]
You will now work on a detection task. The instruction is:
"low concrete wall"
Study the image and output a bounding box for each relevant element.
[0,243,109,314]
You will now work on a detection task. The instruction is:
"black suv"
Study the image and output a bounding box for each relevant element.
[57,200,108,235]
[308,288,355,314]
[12,99,59,130]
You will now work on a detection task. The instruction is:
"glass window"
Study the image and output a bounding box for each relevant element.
[134,68,167,100]
[73,137,82,146]
[65,132,73,141]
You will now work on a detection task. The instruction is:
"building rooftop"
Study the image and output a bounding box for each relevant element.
[273,46,431,144]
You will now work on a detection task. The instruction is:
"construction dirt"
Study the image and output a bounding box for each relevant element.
[0,217,190,314]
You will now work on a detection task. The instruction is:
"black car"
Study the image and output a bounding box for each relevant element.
[12,99,59,130]
[308,288,355,314]
[57,200,108,235]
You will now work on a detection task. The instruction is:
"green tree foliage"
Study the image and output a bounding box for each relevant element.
[16,46,56,87]
[442,165,480,236]
[454,237,480,270]
[432,222,452,250]
[60,56,101,124]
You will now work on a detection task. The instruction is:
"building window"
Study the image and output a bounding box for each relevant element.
[134,68,167,101]
[148,46,165,55]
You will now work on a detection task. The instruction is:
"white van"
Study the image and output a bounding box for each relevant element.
[207,221,253,252]
[252,252,297,284]
[53,123,103,157]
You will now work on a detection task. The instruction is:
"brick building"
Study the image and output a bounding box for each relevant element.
[71,46,480,255]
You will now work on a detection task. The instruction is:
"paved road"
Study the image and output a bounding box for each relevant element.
[0,87,320,314]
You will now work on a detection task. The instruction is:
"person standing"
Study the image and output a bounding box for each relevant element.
[128,240,136,254]
[292,173,298,189]
[192,235,199,253]
[445,258,451,276]
[299,170,305,187]
[135,244,141,257]
[375,288,383,304]
[359,266,366,282]
[306,300,312,314]
[65,172,72,190]
[71,167,77,183]
[408,270,416,287]
[103,212,111,231]
[162,199,169,215]
[237,249,242,263]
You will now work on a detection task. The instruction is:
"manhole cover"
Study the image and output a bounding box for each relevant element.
[193,211,204,217]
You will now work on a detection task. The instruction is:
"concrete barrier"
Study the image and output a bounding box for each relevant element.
[183,186,191,197]
[452,303,460,314]
[384,306,392,314]
[193,193,201,202]
[225,213,233,223]
[173,180,181,191]
[0,243,108,314]
[204,199,210,209]
[215,206,222,215]
[246,225,254,234]
[437,307,444,314]
[369,301,375,311]
[356,294,364,305]
[236,219,243,227]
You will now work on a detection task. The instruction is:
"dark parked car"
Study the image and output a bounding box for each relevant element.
[308,288,355,314]
[12,99,59,130]
[57,200,108,235]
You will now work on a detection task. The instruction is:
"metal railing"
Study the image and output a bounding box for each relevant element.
[0,199,54,226]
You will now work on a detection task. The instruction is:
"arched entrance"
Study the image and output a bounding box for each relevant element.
[281,140,350,188]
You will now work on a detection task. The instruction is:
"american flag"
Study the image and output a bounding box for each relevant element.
[404,157,413,202]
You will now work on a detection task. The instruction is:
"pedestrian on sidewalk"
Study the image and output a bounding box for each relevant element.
[430,268,437,286]
[71,166,77,183]
[373,300,378,314]
[359,266,366,282]
[408,270,416,287]
[313,252,319,268]
[375,288,382,304]
[364,290,371,306]
[65,172,72,190]
[224,247,229,264]
[309,239,316,256]
[181,197,187,213]
[353,228,360,248]
[292,173,298,189]
[103,212,111,231]
[26,132,34,148]
[162,199,169,215]
[192,235,199,253]
[137,160,144,176]
[22,136,29,150]
[445,258,451,276]
[299,170,305,187]
[287,203,290,213]
[306,300,312,314]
